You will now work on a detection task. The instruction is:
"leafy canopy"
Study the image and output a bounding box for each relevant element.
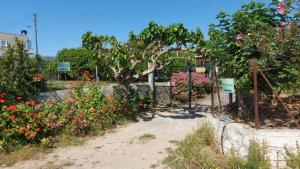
[82,21,204,87]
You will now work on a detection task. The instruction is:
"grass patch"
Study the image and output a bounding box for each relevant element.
[163,123,271,169]
[285,143,300,169]
[0,146,49,167]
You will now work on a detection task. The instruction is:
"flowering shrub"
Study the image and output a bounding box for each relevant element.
[0,97,64,152]
[171,71,210,103]
[60,84,130,136]
[0,82,148,152]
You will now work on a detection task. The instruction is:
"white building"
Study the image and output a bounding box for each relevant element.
[0,30,31,56]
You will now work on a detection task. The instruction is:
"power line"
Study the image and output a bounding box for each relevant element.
[0,14,32,31]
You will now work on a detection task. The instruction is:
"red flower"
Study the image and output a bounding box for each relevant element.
[25,101,31,106]
[8,114,16,121]
[0,99,5,104]
[18,127,24,134]
[31,101,36,106]
[35,128,41,132]
[25,130,31,137]
[7,105,18,111]
[29,111,34,117]
[17,96,22,101]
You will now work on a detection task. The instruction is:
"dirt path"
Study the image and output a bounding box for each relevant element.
[7,109,208,169]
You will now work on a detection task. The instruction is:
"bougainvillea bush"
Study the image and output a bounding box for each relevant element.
[0,82,148,152]
[171,71,210,103]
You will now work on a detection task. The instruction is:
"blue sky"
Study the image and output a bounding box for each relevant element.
[0,0,264,56]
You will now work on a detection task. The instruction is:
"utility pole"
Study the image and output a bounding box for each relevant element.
[34,13,39,57]
[34,13,43,90]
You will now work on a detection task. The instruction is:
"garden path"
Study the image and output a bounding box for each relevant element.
[7,108,209,169]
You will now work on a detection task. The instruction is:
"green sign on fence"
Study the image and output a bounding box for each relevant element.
[221,78,235,93]
[57,62,70,72]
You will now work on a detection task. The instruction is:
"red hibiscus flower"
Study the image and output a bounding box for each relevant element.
[7,105,18,111]
[17,96,22,101]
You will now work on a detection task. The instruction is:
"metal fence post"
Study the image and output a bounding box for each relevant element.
[188,62,192,109]
[211,63,215,113]
[169,66,172,106]
[251,59,259,129]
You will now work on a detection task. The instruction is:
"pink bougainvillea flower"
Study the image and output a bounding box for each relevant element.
[235,33,244,41]
[278,3,285,15]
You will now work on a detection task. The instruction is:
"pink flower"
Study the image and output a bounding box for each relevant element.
[70,106,77,112]
[278,3,285,15]
[66,97,75,104]
[235,33,244,41]
[279,21,286,26]
[48,114,57,120]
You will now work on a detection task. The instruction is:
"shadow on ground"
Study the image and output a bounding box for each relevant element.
[138,107,207,122]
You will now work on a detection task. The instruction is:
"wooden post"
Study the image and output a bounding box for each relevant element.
[251,59,259,129]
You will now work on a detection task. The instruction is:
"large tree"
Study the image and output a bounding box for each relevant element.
[82,22,204,88]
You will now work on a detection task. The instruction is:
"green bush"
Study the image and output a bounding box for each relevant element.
[285,143,300,169]
[0,39,37,101]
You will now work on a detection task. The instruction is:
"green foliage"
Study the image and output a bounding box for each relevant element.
[45,48,113,80]
[285,142,300,169]
[207,0,300,95]
[82,22,204,87]
[0,39,37,100]
[58,48,98,79]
